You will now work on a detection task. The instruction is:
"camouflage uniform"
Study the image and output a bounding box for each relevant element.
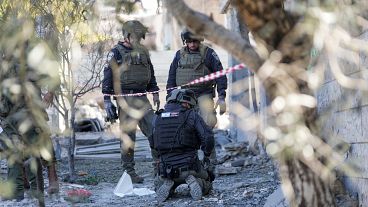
[0,28,59,200]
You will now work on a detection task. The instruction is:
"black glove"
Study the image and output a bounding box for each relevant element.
[104,99,118,123]
[153,93,160,111]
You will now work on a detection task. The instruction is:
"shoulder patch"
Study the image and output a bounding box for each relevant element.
[211,51,220,61]
[161,112,179,118]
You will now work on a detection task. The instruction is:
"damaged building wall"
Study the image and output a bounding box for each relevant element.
[317,30,368,205]
[221,2,265,154]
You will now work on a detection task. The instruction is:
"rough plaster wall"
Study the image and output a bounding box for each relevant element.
[226,7,260,151]
[317,30,368,205]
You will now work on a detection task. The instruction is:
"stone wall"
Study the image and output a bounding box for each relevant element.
[317,31,368,205]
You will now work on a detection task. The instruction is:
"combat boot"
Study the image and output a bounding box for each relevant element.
[47,164,59,194]
[185,175,202,201]
[156,178,174,203]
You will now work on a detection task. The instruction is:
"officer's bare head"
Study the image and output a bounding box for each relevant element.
[181,29,203,51]
[122,20,147,45]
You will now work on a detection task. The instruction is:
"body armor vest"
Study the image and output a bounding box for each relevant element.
[114,44,151,89]
[153,110,199,152]
[153,109,200,177]
[176,45,215,89]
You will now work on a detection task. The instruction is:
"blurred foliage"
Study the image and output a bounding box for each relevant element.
[0,0,105,45]
[0,180,13,198]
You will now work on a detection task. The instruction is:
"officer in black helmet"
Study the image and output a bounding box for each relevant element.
[149,89,215,203]
[166,28,227,180]
[102,20,160,183]
[166,28,227,129]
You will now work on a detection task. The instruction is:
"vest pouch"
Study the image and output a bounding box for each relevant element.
[176,46,215,88]
[116,45,151,89]
[179,126,199,148]
[159,162,180,179]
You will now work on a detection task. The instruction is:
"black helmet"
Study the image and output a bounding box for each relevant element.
[180,28,204,44]
[122,20,148,40]
[167,89,197,107]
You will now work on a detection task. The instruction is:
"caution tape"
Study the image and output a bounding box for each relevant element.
[104,63,246,97]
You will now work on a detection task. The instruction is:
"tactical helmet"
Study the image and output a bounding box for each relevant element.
[122,20,148,40]
[180,28,204,44]
[167,89,197,107]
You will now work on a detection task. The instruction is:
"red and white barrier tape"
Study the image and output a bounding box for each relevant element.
[104,63,246,97]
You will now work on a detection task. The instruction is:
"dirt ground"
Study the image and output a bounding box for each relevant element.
[0,147,280,207]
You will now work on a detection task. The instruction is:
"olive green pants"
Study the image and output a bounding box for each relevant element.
[118,95,158,174]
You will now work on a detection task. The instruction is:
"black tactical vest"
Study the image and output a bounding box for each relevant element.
[152,110,200,152]
[114,44,151,89]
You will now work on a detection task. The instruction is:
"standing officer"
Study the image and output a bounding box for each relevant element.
[102,20,160,183]
[166,29,227,129]
[0,20,60,201]
[149,89,215,203]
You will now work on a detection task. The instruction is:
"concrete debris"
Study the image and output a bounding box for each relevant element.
[213,129,232,147]
[217,154,231,164]
[231,158,247,167]
[216,166,241,175]
[223,141,248,156]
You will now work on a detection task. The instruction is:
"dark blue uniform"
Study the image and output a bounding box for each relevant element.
[150,103,214,156]
[151,102,215,200]
[166,47,227,99]
[102,42,159,100]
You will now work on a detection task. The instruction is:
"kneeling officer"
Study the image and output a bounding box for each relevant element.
[149,89,215,203]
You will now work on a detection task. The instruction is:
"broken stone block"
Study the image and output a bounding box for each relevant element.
[217,154,231,164]
[223,142,249,156]
[216,166,241,175]
[231,158,246,167]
